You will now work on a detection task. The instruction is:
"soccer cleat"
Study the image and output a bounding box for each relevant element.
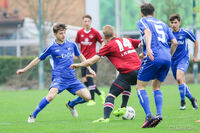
[142,115,155,128]
[150,115,163,127]
[66,101,78,118]
[113,107,126,117]
[87,100,96,106]
[99,91,105,104]
[27,115,35,123]
[179,100,186,110]
[92,117,110,123]
[190,98,198,110]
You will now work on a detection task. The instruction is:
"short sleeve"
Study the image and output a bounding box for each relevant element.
[95,30,104,43]
[137,18,148,33]
[39,45,52,60]
[73,42,81,56]
[75,31,80,43]
[185,29,196,42]
[129,38,141,49]
[97,44,111,57]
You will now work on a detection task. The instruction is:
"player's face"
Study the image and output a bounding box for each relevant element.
[83,18,92,29]
[170,19,181,31]
[55,29,66,43]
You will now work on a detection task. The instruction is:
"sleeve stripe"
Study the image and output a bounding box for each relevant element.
[140,19,148,28]
[40,43,53,56]
[183,29,196,42]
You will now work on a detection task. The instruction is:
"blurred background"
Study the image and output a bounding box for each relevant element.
[0,0,200,90]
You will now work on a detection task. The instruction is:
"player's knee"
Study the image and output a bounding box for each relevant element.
[84,95,91,101]
[46,94,56,102]
[176,77,183,84]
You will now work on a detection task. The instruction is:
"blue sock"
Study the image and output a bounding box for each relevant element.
[68,97,86,108]
[184,84,193,100]
[31,97,49,118]
[137,90,151,116]
[178,84,185,101]
[153,90,163,115]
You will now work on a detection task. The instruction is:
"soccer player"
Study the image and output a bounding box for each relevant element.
[136,3,178,128]
[70,25,142,123]
[169,14,198,110]
[16,24,95,123]
[75,14,105,106]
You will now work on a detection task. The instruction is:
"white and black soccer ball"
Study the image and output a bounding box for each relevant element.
[122,106,136,120]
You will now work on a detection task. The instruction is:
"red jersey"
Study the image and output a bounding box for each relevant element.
[75,28,104,59]
[97,38,141,73]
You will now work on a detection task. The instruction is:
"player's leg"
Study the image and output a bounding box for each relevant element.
[93,80,125,123]
[151,79,163,127]
[28,87,58,123]
[136,80,154,128]
[177,70,198,110]
[176,69,187,110]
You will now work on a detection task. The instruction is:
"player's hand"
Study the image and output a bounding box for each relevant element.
[16,69,25,75]
[88,68,96,78]
[70,64,80,69]
[193,57,198,62]
[146,49,154,60]
[139,53,144,60]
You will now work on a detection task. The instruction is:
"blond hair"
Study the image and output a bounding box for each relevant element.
[102,25,115,39]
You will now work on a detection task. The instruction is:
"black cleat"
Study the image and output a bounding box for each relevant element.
[190,98,198,110]
[150,115,163,127]
[142,115,155,128]
[179,100,186,110]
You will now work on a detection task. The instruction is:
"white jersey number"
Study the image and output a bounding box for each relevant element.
[154,24,166,43]
[116,38,132,52]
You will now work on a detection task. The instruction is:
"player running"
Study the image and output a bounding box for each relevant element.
[169,14,198,110]
[75,14,105,106]
[16,24,95,123]
[70,25,142,123]
[136,3,178,128]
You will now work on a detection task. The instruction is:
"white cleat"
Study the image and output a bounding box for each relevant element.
[27,116,35,123]
[66,102,78,118]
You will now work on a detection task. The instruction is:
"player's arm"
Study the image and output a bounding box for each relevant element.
[193,40,199,62]
[144,28,154,60]
[71,55,101,69]
[170,39,178,56]
[77,54,98,77]
[16,57,41,75]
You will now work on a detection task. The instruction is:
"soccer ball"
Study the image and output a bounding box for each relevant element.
[122,106,135,120]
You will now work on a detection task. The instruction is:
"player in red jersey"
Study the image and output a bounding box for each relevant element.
[75,14,105,106]
[71,25,142,123]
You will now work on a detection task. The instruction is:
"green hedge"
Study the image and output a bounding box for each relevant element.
[0,56,199,88]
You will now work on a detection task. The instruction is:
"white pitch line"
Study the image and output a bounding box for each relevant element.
[0,123,11,125]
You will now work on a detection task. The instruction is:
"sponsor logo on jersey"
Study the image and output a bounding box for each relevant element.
[55,49,60,52]
[81,38,92,45]
[89,34,94,39]
[179,36,183,39]
[178,40,184,45]
[81,34,84,37]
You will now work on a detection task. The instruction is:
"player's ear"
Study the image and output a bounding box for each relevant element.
[152,12,155,17]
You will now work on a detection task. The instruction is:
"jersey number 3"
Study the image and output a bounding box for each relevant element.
[116,38,132,52]
[154,24,166,43]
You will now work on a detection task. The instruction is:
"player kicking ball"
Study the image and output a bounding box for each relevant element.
[16,23,95,123]
[70,25,142,123]
[169,14,198,110]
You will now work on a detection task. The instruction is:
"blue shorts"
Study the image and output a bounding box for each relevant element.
[171,58,189,79]
[49,77,86,95]
[138,57,171,82]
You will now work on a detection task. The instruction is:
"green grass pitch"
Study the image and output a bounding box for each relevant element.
[0,84,199,133]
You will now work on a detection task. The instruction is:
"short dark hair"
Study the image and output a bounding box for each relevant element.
[140,3,155,16]
[169,14,181,22]
[53,23,66,33]
[82,14,92,20]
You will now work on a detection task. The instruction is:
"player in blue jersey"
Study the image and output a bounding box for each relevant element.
[16,24,95,123]
[169,14,198,110]
[137,3,178,128]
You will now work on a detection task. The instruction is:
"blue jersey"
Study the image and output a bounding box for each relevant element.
[39,39,81,79]
[137,17,175,60]
[171,28,196,63]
